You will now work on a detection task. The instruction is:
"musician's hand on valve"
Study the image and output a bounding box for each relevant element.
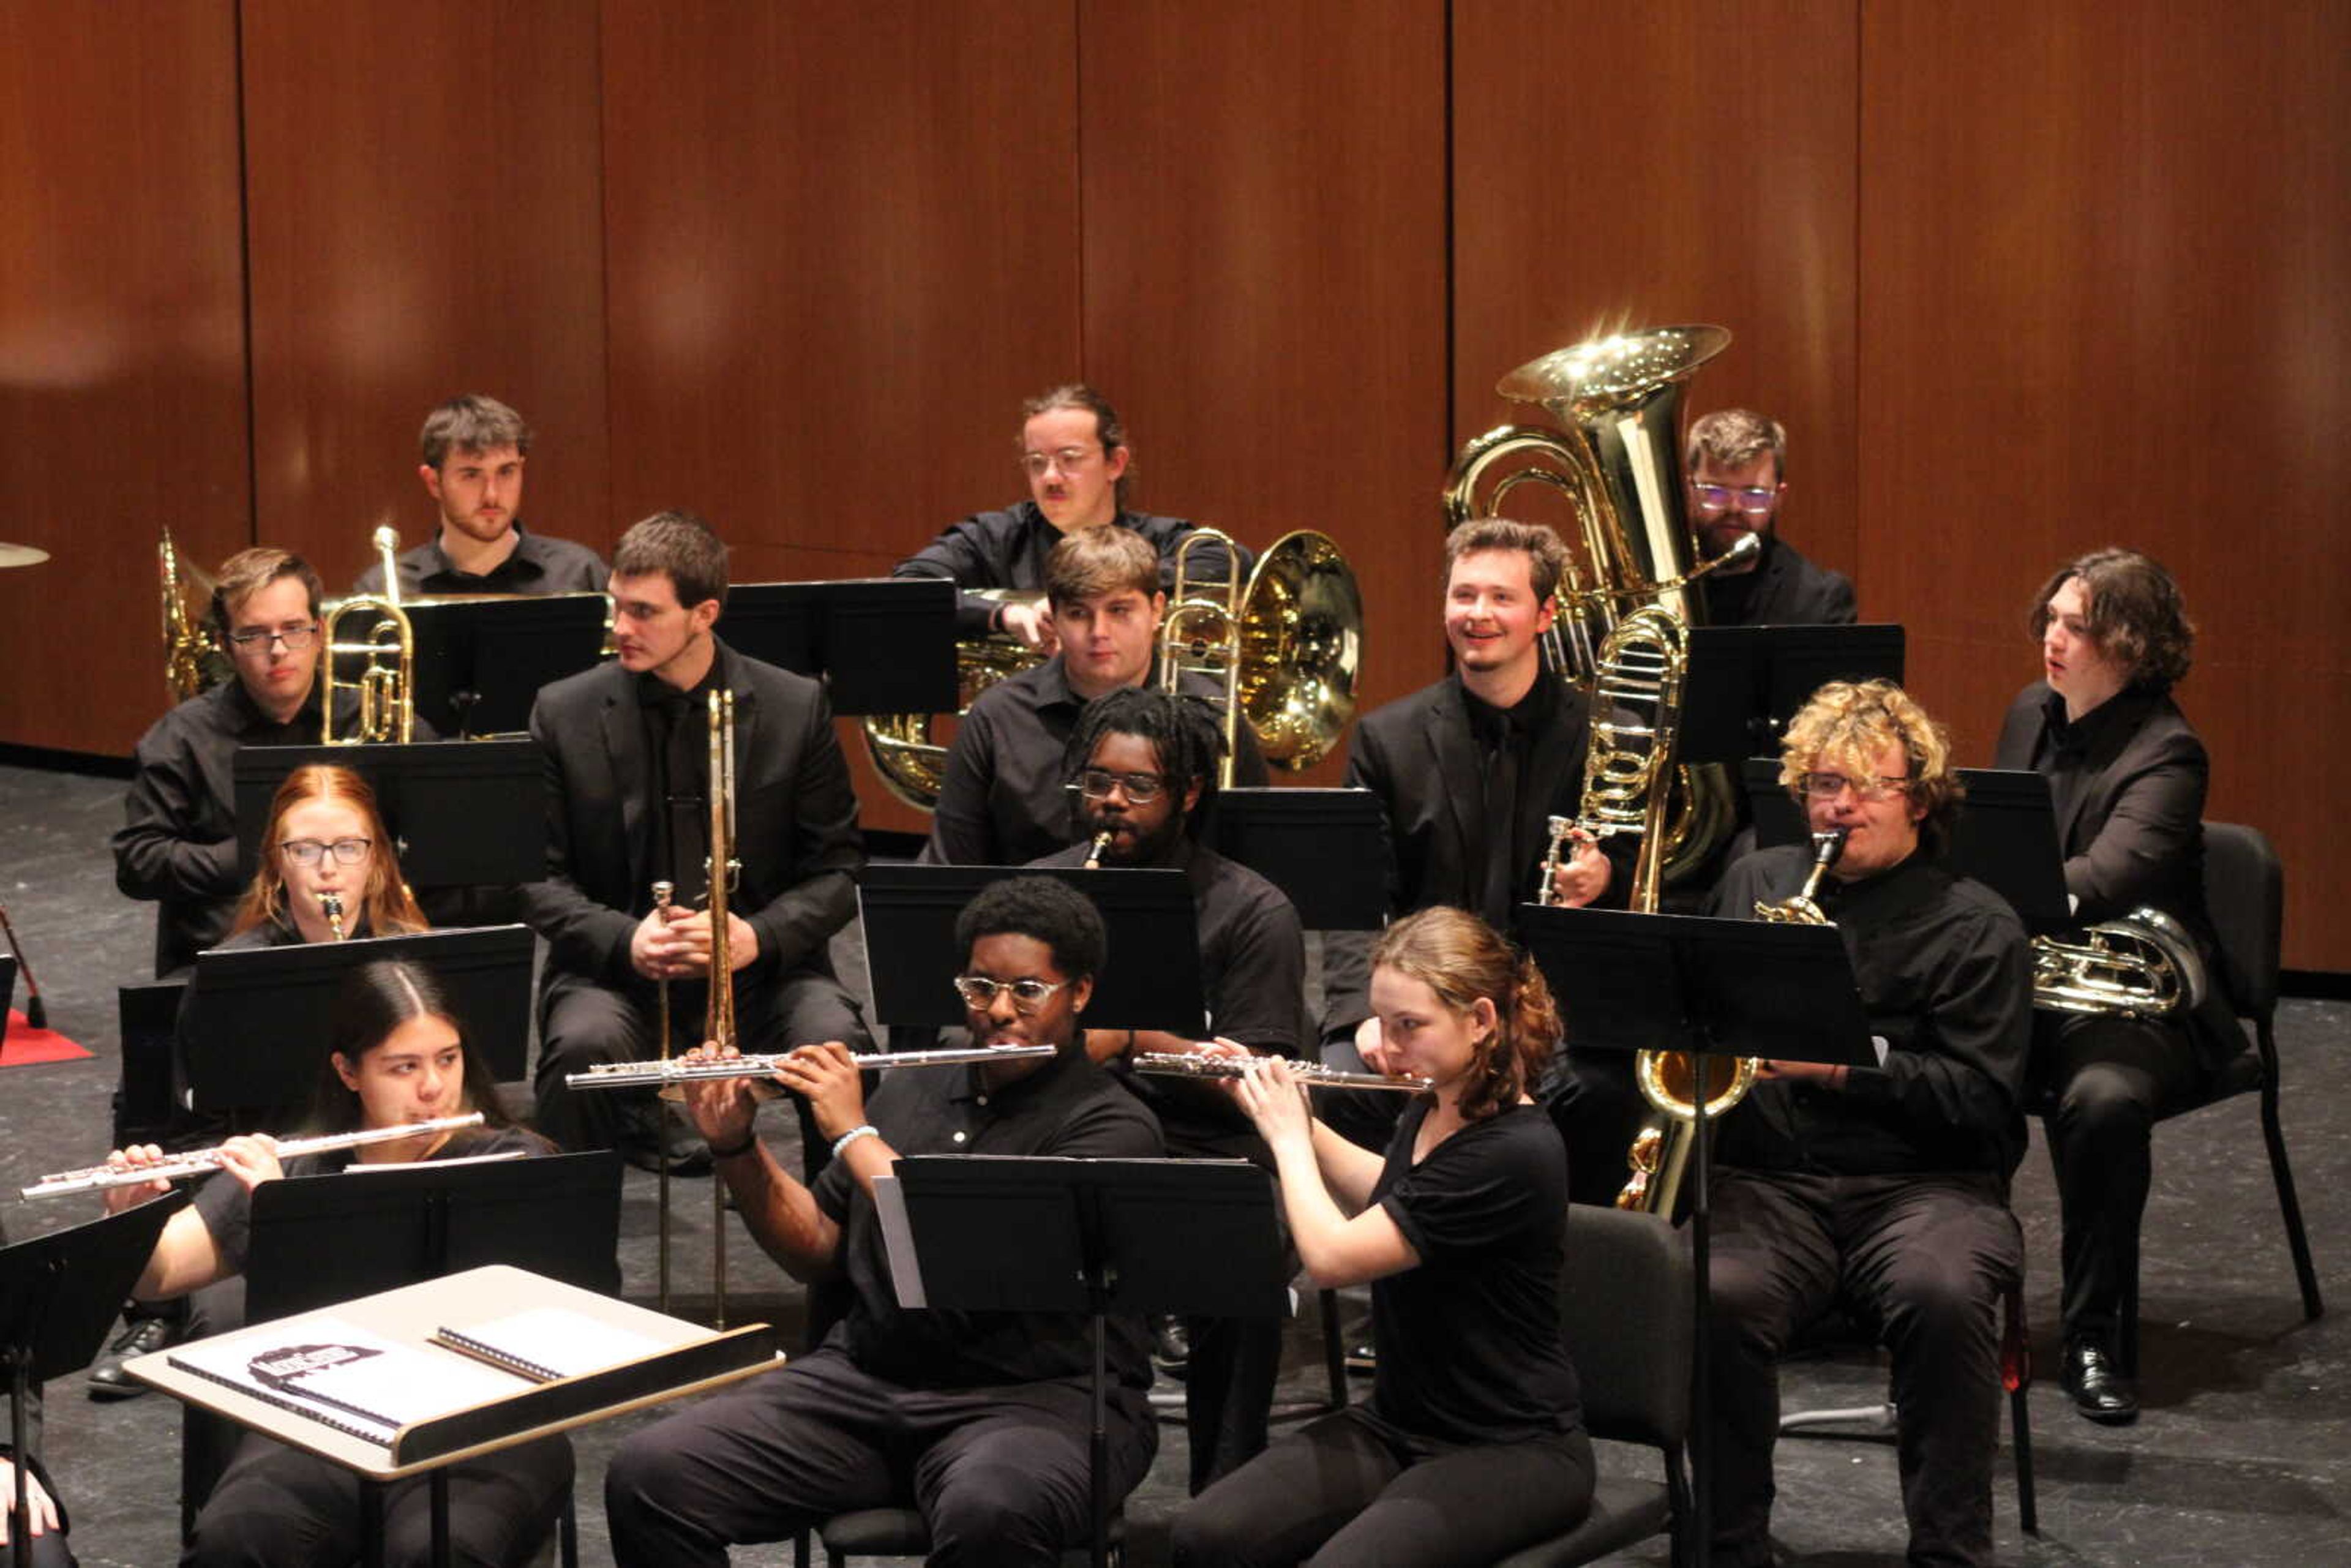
[680,1042,759,1150]
[100,1144,174,1213]
[775,1043,869,1144]
[1550,829,1611,908]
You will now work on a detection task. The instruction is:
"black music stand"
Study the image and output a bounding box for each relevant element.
[1941,769,2074,933]
[187,927,534,1116]
[857,866,1207,1033]
[1518,902,1877,1556]
[233,741,545,888]
[403,595,610,738]
[0,1199,185,1568]
[722,579,957,715]
[1683,623,1907,764]
[1210,788,1388,931]
[885,1155,1284,1568]
[0,955,13,1046]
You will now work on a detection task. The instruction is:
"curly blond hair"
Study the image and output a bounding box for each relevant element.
[1777,679,1963,850]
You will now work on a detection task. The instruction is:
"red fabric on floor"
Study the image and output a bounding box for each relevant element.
[0,1008,92,1065]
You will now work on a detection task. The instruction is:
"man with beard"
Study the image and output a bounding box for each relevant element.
[894,384,1245,650]
[1026,687,1307,1493]
[353,394,607,599]
[1685,408,1856,627]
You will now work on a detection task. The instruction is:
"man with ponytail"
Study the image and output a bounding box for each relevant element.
[1173,906,1595,1567]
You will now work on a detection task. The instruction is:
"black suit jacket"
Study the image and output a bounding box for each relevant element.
[1712,536,1857,626]
[1993,680,2240,1070]
[519,639,864,991]
[1321,673,1627,1035]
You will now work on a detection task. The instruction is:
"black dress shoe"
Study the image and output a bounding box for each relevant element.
[88,1315,181,1401]
[2062,1339,2139,1424]
[1150,1314,1191,1379]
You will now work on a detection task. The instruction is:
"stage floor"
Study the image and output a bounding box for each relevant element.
[2,759,2342,1566]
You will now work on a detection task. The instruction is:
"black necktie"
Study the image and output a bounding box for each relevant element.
[1481,715,1520,929]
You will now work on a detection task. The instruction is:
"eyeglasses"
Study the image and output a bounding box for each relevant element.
[1070,768,1167,803]
[281,837,372,866]
[227,621,320,651]
[1797,773,1913,803]
[1021,446,1098,477]
[1690,484,1780,518]
[952,975,1067,1014]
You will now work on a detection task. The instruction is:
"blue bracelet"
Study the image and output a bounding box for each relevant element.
[832,1124,880,1159]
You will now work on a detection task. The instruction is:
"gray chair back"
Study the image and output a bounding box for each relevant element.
[1559,1206,1692,1449]
[2200,822,2282,1021]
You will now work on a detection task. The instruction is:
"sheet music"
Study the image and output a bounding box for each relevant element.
[433,1306,667,1383]
[871,1173,926,1310]
[169,1315,521,1439]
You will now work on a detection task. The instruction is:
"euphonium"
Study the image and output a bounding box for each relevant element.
[1616,828,1847,1215]
[321,526,414,745]
[2032,907,2207,1019]
[1158,528,1363,786]
[1443,328,1753,885]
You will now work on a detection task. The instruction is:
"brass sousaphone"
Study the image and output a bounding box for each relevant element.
[1442,326,1750,885]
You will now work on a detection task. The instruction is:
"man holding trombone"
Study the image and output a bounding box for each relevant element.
[520,511,872,1169]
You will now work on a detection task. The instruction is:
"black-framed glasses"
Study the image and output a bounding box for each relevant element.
[1021,446,1098,477]
[227,621,320,651]
[1797,772,1911,803]
[1690,483,1780,517]
[1069,768,1166,803]
[281,836,372,866]
[952,975,1066,1014]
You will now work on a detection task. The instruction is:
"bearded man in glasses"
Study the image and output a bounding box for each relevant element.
[1029,686,1307,1493]
[1685,408,1856,627]
[1703,678,2029,1568]
[607,876,1166,1567]
[113,547,369,978]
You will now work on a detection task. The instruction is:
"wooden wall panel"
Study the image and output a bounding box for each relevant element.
[1451,0,1861,602]
[0,0,249,755]
[1078,0,1453,763]
[239,0,610,593]
[598,1,1082,833]
[1859,2,2351,970]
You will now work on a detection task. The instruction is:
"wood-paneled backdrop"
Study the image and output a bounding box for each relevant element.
[1,2,2344,969]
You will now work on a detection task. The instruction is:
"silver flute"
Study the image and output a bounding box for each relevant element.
[564,1043,1056,1091]
[21,1112,485,1199]
[1131,1052,1433,1092]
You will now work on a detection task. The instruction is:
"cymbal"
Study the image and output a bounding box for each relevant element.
[0,542,51,569]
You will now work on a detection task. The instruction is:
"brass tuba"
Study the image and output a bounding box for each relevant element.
[1160,528,1363,786]
[1443,327,1753,884]
[861,596,1046,809]
[158,527,229,705]
[2032,907,2207,1019]
[320,527,414,744]
[1616,827,1845,1215]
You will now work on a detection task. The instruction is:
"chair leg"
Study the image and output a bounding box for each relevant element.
[2003,1283,2037,1535]
[560,1487,580,1568]
[2257,1021,2324,1321]
[1318,1288,1349,1411]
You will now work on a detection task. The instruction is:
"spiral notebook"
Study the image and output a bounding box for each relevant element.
[429,1307,666,1385]
[167,1316,523,1445]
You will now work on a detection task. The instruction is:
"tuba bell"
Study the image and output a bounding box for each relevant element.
[320,526,415,744]
[2032,907,2208,1019]
[861,592,1048,809]
[1444,327,1755,885]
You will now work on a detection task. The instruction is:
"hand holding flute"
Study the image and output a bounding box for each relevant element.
[99,1134,285,1212]
[673,1041,876,1163]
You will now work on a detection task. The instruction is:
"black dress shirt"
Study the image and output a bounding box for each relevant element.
[809,1045,1164,1390]
[1701,536,1857,628]
[1029,836,1308,1160]
[925,658,1270,866]
[893,500,1250,638]
[350,523,608,599]
[113,678,362,978]
[1709,847,2031,1177]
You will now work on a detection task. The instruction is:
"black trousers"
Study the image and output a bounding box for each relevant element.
[2039,1012,2203,1356]
[604,1343,1157,1568]
[1708,1167,2021,1568]
[183,1430,572,1568]
[1171,1405,1594,1568]
[533,968,871,1154]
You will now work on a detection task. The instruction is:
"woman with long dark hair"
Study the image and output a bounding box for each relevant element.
[1172,906,1594,1567]
[102,961,566,1567]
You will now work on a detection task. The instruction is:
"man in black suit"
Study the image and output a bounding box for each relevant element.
[520,511,872,1165]
[1685,408,1856,627]
[1321,519,1632,1201]
[1994,547,2241,1424]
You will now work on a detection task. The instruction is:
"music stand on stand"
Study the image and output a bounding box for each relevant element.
[233,741,546,889]
[885,1155,1286,1568]
[1683,624,1907,765]
[1519,902,1877,1556]
[1210,787,1388,932]
[402,595,610,739]
[0,1199,186,1567]
[722,579,958,716]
